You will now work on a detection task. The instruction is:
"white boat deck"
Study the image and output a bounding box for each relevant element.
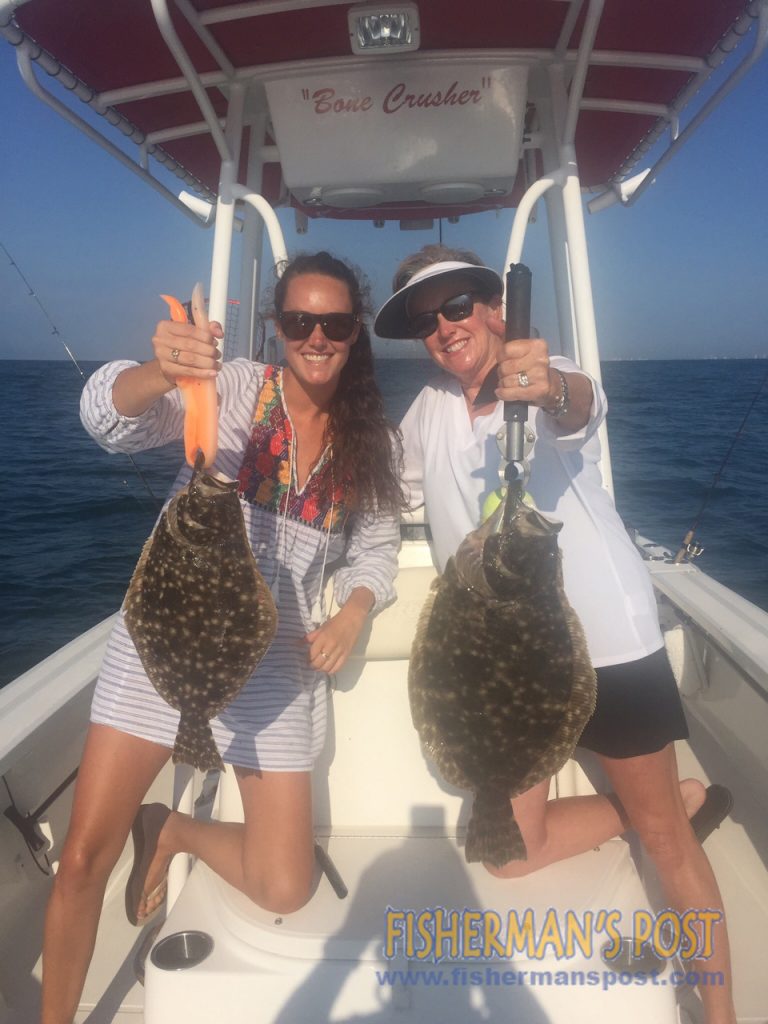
[31,732,757,1024]
[2,550,767,1023]
[144,834,676,1024]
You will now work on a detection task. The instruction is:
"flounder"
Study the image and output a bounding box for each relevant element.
[409,493,596,867]
[123,283,274,770]
[124,458,277,770]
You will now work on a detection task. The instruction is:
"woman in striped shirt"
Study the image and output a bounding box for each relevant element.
[41,252,404,1024]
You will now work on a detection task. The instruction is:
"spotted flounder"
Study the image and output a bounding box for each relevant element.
[409,495,596,867]
[124,461,277,771]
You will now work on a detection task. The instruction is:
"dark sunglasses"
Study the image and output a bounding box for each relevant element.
[408,291,485,338]
[278,310,359,342]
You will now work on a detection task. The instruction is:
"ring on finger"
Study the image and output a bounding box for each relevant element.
[320,651,328,659]
[171,348,181,362]
[517,371,530,388]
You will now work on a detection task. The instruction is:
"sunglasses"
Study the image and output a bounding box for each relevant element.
[408,292,485,339]
[277,310,359,342]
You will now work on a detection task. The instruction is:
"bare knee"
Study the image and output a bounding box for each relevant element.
[484,856,537,879]
[242,865,313,915]
[55,833,123,896]
[634,818,690,870]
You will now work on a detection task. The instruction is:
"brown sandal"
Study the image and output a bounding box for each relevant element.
[125,803,172,926]
[690,784,733,844]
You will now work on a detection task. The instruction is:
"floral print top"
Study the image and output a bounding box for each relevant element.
[237,365,350,533]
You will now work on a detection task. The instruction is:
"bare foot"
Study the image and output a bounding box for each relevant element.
[680,777,707,818]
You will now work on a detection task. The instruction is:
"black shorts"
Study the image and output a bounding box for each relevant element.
[577,647,689,759]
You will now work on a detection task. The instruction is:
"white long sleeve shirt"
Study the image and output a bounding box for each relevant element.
[400,356,663,668]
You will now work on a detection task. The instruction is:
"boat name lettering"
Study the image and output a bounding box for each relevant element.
[383,81,483,114]
[308,80,485,116]
[311,88,374,114]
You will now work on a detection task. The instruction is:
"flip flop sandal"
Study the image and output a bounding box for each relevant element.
[125,803,172,927]
[690,784,733,844]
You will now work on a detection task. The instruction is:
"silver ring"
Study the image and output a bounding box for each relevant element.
[321,651,328,660]
[517,371,530,388]
[171,348,181,362]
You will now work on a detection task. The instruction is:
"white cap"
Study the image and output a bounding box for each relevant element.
[374,260,503,340]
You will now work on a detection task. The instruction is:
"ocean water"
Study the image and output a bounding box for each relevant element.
[1,357,766,689]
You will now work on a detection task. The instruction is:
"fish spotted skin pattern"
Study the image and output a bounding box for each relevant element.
[409,498,596,868]
[124,465,277,771]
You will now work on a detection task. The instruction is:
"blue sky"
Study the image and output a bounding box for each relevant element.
[1,35,767,363]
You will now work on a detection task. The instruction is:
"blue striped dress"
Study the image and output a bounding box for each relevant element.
[80,359,400,771]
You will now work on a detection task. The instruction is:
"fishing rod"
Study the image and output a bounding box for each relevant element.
[502,263,533,525]
[673,365,768,564]
[471,262,533,523]
[1,240,159,504]
[0,241,86,379]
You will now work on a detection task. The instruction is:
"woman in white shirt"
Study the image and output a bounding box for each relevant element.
[375,245,735,1024]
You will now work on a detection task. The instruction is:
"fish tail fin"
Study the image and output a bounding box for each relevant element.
[465,789,527,868]
[172,712,224,772]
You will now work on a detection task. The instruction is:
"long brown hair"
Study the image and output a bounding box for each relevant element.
[271,251,405,516]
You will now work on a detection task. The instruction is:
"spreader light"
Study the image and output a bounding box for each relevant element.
[348,4,420,54]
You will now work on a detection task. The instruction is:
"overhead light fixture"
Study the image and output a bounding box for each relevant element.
[348,3,420,55]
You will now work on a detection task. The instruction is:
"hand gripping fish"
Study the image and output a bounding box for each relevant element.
[123,287,277,771]
[409,264,596,868]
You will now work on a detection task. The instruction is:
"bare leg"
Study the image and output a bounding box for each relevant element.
[137,767,314,919]
[601,745,735,1024]
[41,725,171,1024]
[486,776,705,879]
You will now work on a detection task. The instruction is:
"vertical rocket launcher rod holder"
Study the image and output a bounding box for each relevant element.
[503,263,532,514]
